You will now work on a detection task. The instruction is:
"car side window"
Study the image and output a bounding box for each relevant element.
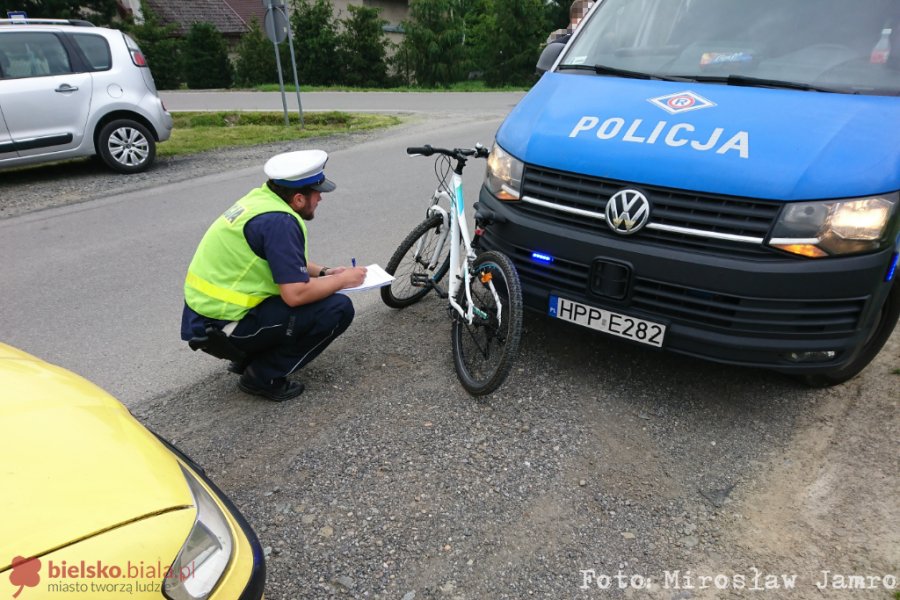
[0,32,72,79]
[72,33,111,71]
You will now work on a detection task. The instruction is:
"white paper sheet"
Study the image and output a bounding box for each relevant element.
[338,264,394,293]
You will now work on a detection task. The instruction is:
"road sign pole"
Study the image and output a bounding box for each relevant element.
[264,0,291,126]
[271,35,290,126]
[282,7,304,127]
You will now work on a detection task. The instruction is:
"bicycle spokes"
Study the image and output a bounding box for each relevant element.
[381,215,453,309]
[460,308,506,359]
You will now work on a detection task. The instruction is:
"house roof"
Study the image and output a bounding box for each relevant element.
[223,0,268,28]
[145,0,248,36]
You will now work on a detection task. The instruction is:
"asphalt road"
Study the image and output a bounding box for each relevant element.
[159,90,528,115]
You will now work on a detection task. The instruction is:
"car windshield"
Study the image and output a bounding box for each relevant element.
[561,0,900,95]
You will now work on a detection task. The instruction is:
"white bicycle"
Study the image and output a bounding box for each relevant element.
[381,144,524,395]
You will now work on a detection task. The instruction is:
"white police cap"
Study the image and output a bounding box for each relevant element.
[264,149,336,192]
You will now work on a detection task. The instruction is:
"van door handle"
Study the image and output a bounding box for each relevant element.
[55,84,79,93]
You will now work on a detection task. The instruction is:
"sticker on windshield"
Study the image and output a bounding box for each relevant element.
[701,52,753,66]
[569,55,587,65]
[648,91,716,115]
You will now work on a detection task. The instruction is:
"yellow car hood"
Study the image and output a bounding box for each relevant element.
[0,344,194,569]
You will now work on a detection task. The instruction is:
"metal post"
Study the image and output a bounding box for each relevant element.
[282,6,304,127]
[272,33,290,126]
[264,0,291,126]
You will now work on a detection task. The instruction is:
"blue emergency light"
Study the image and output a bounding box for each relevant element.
[531,252,554,265]
[886,253,898,282]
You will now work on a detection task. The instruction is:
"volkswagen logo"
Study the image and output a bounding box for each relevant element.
[605,189,650,235]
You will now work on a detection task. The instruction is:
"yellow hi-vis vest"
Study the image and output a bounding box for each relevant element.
[184,185,309,321]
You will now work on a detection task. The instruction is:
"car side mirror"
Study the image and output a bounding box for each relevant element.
[536,42,565,74]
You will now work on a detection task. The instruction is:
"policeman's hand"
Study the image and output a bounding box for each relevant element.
[340,266,367,288]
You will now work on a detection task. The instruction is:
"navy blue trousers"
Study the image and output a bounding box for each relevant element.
[228,293,354,384]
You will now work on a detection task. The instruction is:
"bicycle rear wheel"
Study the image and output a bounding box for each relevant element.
[451,250,523,395]
[381,214,452,308]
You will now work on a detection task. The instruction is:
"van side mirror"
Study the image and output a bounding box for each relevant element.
[536,42,565,74]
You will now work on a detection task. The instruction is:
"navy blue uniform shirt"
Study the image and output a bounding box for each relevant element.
[181,212,308,340]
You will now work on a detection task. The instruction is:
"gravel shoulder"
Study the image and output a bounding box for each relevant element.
[6,134,898,599]
[132,302,898,600]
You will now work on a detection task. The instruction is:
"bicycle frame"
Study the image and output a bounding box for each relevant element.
[417,169,502,326]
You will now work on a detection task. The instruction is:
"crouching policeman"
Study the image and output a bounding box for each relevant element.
[181,150,367,401]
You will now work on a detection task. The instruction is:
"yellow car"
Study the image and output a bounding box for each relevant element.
[0,343,265,600]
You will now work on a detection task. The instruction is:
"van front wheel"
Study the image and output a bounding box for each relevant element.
[799,282,900,387]
[98,119,156,173]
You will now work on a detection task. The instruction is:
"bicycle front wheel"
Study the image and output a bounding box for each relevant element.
[381,214,452,308]
[451,250,523,396]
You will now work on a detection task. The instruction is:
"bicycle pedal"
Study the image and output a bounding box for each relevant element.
[410,273,431,287]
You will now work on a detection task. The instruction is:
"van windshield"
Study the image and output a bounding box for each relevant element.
[561,0,900,95]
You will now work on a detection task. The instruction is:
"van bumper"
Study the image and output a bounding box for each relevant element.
[478,187,898,374]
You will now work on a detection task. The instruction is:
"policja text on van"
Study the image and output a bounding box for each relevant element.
[568,116,750,158]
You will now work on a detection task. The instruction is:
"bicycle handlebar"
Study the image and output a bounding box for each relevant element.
[406,144,490,159]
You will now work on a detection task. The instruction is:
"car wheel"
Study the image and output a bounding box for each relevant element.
[799,281,900,387]
[97,119,156,173]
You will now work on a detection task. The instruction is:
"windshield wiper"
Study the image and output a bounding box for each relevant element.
[558,63,687,82]
[683,74,845,93]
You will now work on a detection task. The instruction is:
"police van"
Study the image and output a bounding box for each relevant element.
[478,0,900,385]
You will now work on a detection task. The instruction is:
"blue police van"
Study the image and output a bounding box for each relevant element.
[478,0,900,385]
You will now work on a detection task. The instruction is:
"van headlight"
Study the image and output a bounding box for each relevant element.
[164,466,234,600]
[768,193,898,258]
[485,144,524,201]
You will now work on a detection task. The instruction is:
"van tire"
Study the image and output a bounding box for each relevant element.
[98,119,156,173]
[799,281,900,387]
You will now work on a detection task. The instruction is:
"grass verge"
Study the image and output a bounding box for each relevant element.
[252,81,529,93]
[159,111,402,157]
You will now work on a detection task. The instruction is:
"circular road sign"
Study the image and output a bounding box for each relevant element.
[264,7,289,44]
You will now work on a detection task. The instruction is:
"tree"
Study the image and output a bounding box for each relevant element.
[234,18,285,87]
[127,1,183,90]
[401,0,466,87]
[0,0,121,26]
[544,0,570,34]
[182,22,233,89]
[459,0,492,78]
[482,0,547,86]
[337,5,389,87]
[289,0,341,86]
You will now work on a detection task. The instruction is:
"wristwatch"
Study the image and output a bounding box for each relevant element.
[319,267,330,277]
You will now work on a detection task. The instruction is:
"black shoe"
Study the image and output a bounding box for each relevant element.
[238,374,305,402]
[227,359,248,375]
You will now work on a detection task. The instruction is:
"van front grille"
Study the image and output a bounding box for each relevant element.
[518,165,784,259]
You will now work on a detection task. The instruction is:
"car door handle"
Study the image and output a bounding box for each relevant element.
[55,84,79,93]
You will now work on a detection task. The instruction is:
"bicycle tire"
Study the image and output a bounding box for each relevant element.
[381,214,452,309]
[451,250,523,395]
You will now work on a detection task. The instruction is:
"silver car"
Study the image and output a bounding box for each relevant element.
[0,18,173,173]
